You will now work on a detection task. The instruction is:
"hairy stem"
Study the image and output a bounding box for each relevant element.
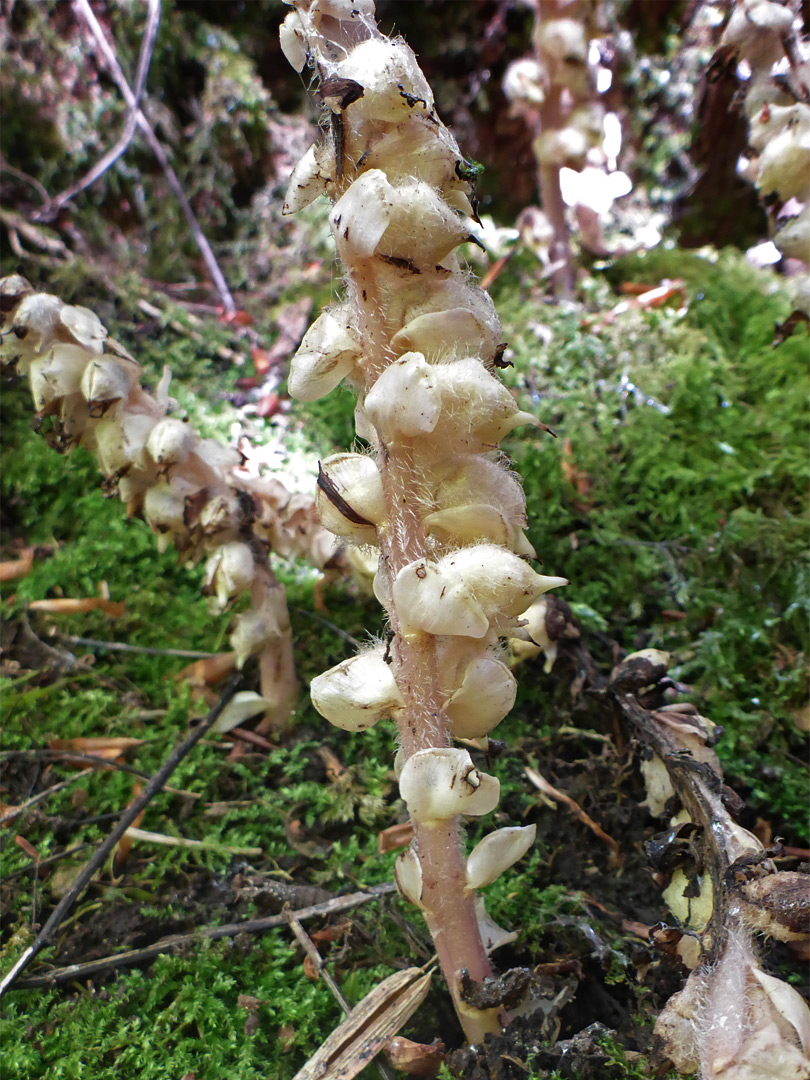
[356,266,498,1039]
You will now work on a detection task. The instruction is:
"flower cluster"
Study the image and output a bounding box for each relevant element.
[722,0,810,313]
[0,274,297,726]
[504,1,603,172]
[502,0,606,290]
[280,0,564,1040]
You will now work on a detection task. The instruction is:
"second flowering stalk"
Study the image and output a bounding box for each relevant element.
[281,0,566,1040]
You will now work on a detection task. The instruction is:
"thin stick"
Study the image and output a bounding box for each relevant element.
[71,0,237,316]
[3,844,91,883]
[292,607,362,649]
[524,764,623,866]
[12,884,397,989]
[0,750,201,800]
[0,160,49,204]
[122,825,261,856]
[285,908,397,1080]
[35,0,161,219]
[55,633,218,660]
[0,676,242,1000]
[0,769,94,827]
[285,907,351,1013]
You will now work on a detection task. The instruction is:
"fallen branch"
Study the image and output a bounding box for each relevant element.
[34,0,161,220]
[12,883,397,989]
[0,675,242,999]
[70,0,236,316]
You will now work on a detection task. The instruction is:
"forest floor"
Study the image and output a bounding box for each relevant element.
[0,10,807,1074]
[1,231,808,1080]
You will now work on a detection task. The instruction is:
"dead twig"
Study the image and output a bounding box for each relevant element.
[227,727,275,752]
[0,750,200,800]
[0,675,242,999]
[35,0,161,220]
[122,824,261,857]
[54,633,218,660]
[285,907,352,1014]
[524,764,623,867]
[0,160,49,204]
[0,208,71,262]
[2,843,91,883]
[292,607,362,649]
[12,883,397,989]
[285,908,397,1080]
[0,769,94,827]
[70,0,236,316]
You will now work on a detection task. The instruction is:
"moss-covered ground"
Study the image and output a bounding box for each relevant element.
[1,242,806,1079]
[1,2,807,1076]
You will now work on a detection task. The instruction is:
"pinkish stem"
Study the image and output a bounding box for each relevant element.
[538,86,575,297]
[354,272,501,1042]
[252,564,298,734]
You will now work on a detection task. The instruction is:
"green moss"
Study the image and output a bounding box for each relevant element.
[491,247,809,837]
[2,6,808,1057]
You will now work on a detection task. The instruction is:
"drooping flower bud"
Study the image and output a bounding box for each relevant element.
[331,171,470,268]
[443,655,517,739]
[283,141,334,215]
[333,38,433,124]
[394,848,424,909]
[143,480,190,552]
[278,9,308,72]
[146,418,195,467]
[358,125,473,212]
[230,608,282,670]
[509,597,556,671]
[59,304,107,353]
[398,748,500,824]
[316,453,386,544]
[390,305,498,367]
[311,648,404,731]
[29,345,90,411]
[287,307,363,401]
[81,356,140,412]
[391,279,502,364]
[424,503,513,551]
[204,542,256,612]
[198,491,242,539]
[474,895,518,952]
[95,411,157,476]
[465,825,536,891]
[363,353,441,440]
[0,292,62,372]
[393,545,567,639]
